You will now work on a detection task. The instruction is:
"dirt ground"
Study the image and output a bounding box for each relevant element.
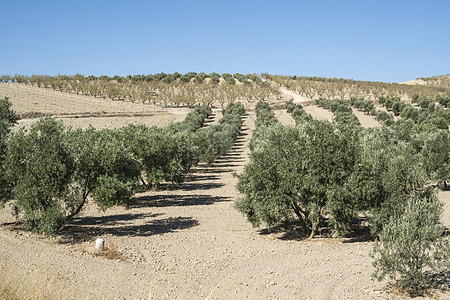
[0,85,449,299]
[0,83,190,130]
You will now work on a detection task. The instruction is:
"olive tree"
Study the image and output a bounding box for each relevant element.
[2,119,140,235]
[236,120,359,238]
[419,130,449,188]
[349,126,428,234]
[3,118,75,233]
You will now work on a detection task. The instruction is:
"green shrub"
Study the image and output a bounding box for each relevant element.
[419,130,450,188]
[351,126,428,234]
[254,101,277,128]
[209,72,221,84]
[0,97,19,157]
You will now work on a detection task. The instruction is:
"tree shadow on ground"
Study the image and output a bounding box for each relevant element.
[258,221,309,241]
[212,155,245,166]
[69,212,163,226]
[258,218,376,243]
[159,181,225,191]
[185,173,221,181]
[197,167,233,174]
[130,194,230,208]
[204,116,216,124]
[427,269,450,293]
[59,214,199,244]
[341,224,377,243]
[216,153,245,160]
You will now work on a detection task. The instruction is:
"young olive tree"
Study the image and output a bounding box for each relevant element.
[371,191,450,296]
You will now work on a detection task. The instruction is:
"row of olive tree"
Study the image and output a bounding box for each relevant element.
[315,97,449,187]
[194,102,245,164]
[1,74,280,108]
[0,99,245,235]
[236,116,359,238]
[264,73,449,101]
[235,100,449,295]
[0,103,210,234]
[314,98,361,127]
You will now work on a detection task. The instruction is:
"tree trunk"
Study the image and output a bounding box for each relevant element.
[57,196,86,232]
[291,201,309,230]
[309,214,321,239]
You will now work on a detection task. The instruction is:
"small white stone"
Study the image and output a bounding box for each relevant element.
[95,238,105,250]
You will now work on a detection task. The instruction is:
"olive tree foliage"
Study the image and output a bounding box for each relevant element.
[1,118,140,235]
[238,101,445,238]
[65,127,141,212]
[349,125,428,234]
[249,101,279,151]
[4,118,76,233]
[116,125,199,188]
[371,191,450,296]
[236,120,359,238]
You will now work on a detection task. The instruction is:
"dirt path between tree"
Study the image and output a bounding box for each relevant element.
[274,109,295,126]
[1,102,449,299]
[279,87,309,103]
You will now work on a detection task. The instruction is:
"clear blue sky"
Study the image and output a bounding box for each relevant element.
[1,0,449,82]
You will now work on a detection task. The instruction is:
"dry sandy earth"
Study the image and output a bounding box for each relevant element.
[279,87,309,103]
[0,85,449,299]
[0,83,190,130]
